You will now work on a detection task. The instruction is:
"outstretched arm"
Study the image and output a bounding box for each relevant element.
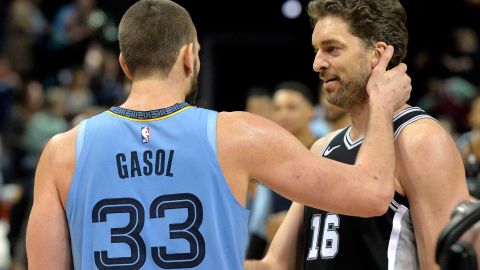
[245,202,305,270]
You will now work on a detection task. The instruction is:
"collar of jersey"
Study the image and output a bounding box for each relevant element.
[107,102,192,122]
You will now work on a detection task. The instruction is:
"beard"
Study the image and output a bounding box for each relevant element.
[185,60,199,105]
[326,56,370,111]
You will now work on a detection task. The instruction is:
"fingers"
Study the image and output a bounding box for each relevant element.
[374,45,394,72]
[391,62,407,73]
[401,76,412,105]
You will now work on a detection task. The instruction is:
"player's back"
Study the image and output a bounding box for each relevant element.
[66,103,249,269]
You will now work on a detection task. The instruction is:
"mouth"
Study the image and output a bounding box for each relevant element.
[322,78,338,90]
[322,77,337,83]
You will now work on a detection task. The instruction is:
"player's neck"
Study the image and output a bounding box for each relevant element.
[347,102,370,141]
[329,114,351,131]
[349,102,410,140]
[121,77,188,111]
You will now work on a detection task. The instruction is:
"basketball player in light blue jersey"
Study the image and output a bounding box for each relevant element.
[26,0,412,269]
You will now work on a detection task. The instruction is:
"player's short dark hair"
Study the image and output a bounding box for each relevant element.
[274,81,314,105]
[308,0,408,68]
[119,0,196,78]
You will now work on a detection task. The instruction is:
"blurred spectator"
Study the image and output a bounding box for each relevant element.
[414,26,480,134]
[89,49,126,106]
[243,86,273,212]
[4,0,48,77]
[3,80,44,181]
[23,87,69,160]
[51,0,101,48]
[441,27,480,85]
[273,81,317,148]
[417,76,477,133]
[64,67,95,119]
[245,86,273,121]
[0,55,21,134]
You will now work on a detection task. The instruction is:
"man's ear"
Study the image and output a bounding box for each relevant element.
[119,53,133,80]
[371,42,388,69]
[182,42,194,75]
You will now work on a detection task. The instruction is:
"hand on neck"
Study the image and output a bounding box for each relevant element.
[349,102,410,141]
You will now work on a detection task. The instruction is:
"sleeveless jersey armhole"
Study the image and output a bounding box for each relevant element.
[76,120,88,160]
[203,109,249,213]
[206,110,219,156]
[66,119,88,217]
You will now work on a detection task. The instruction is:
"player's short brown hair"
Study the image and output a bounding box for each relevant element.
[119,0,196,78]
[308,0,408,68]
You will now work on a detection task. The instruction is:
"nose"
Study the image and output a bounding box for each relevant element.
[313,51,329,72]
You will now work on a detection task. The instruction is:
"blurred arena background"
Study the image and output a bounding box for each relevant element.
[0,0,479,269]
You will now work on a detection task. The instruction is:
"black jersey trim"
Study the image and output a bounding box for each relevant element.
[108,102,191,121]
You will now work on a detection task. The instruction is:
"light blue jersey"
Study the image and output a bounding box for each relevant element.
[66,103,249,269]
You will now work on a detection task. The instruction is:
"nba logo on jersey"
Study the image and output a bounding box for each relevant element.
[141,126,150,143]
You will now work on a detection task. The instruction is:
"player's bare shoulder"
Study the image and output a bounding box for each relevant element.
[47,126,78,165]
[217,111,290,154]
[218,111,277,137]
[395,116,456,152]
[39,125,79,207]
[394,115,464,186]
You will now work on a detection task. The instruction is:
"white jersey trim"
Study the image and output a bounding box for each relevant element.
[344,126,364,150]
[387,203,409,270]
[394,115,434,140]
[393,107,424,121]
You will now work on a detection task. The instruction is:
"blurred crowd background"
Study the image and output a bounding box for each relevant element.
[0,0,479,269]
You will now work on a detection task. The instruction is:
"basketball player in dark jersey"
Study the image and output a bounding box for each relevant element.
[245,0,470,269]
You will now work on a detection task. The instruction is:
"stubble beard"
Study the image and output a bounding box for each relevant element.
[326,56,370,112]
[185,61,199,105]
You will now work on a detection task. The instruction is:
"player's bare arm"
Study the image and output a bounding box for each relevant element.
[395,119,470,270]
[26,127,78,270]
[244,202,304,270]
[221,46,410,217]
[244,133,340,270]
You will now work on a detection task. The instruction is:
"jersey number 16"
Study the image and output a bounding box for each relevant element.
[307,213,340,260]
